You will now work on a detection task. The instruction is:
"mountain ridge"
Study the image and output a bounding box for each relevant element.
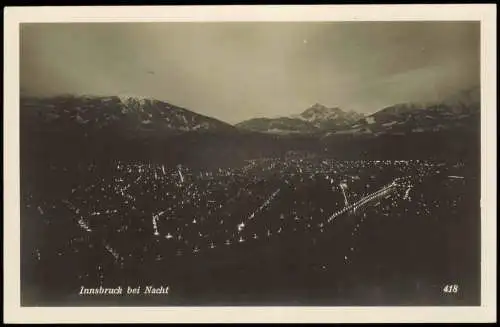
[20,94,236,135]
[333,86,480,136]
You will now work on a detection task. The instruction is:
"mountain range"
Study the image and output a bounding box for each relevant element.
[21,86,479,137]
[237,86,480,136]
[20,86,480,164]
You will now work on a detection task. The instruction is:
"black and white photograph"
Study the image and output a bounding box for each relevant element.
[4,4,497,323]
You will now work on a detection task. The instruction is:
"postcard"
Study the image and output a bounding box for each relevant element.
[3,4,496,323]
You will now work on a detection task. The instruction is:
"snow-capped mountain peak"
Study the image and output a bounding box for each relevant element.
[236,103,364,133]
[117,94,156,104]
[299,103,343,122]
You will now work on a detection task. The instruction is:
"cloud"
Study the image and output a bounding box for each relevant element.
[20,22,480,124]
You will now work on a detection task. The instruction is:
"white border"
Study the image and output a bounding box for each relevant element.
[4,5,497,323]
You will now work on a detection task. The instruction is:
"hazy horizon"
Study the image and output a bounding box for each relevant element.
[20,22,480,124]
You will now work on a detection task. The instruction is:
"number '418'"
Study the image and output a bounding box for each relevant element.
[443,284,459,293]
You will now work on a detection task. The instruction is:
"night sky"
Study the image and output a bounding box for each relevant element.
[20,22,480,123]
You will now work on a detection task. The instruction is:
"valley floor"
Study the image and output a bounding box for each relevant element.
[20,158,480,306]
